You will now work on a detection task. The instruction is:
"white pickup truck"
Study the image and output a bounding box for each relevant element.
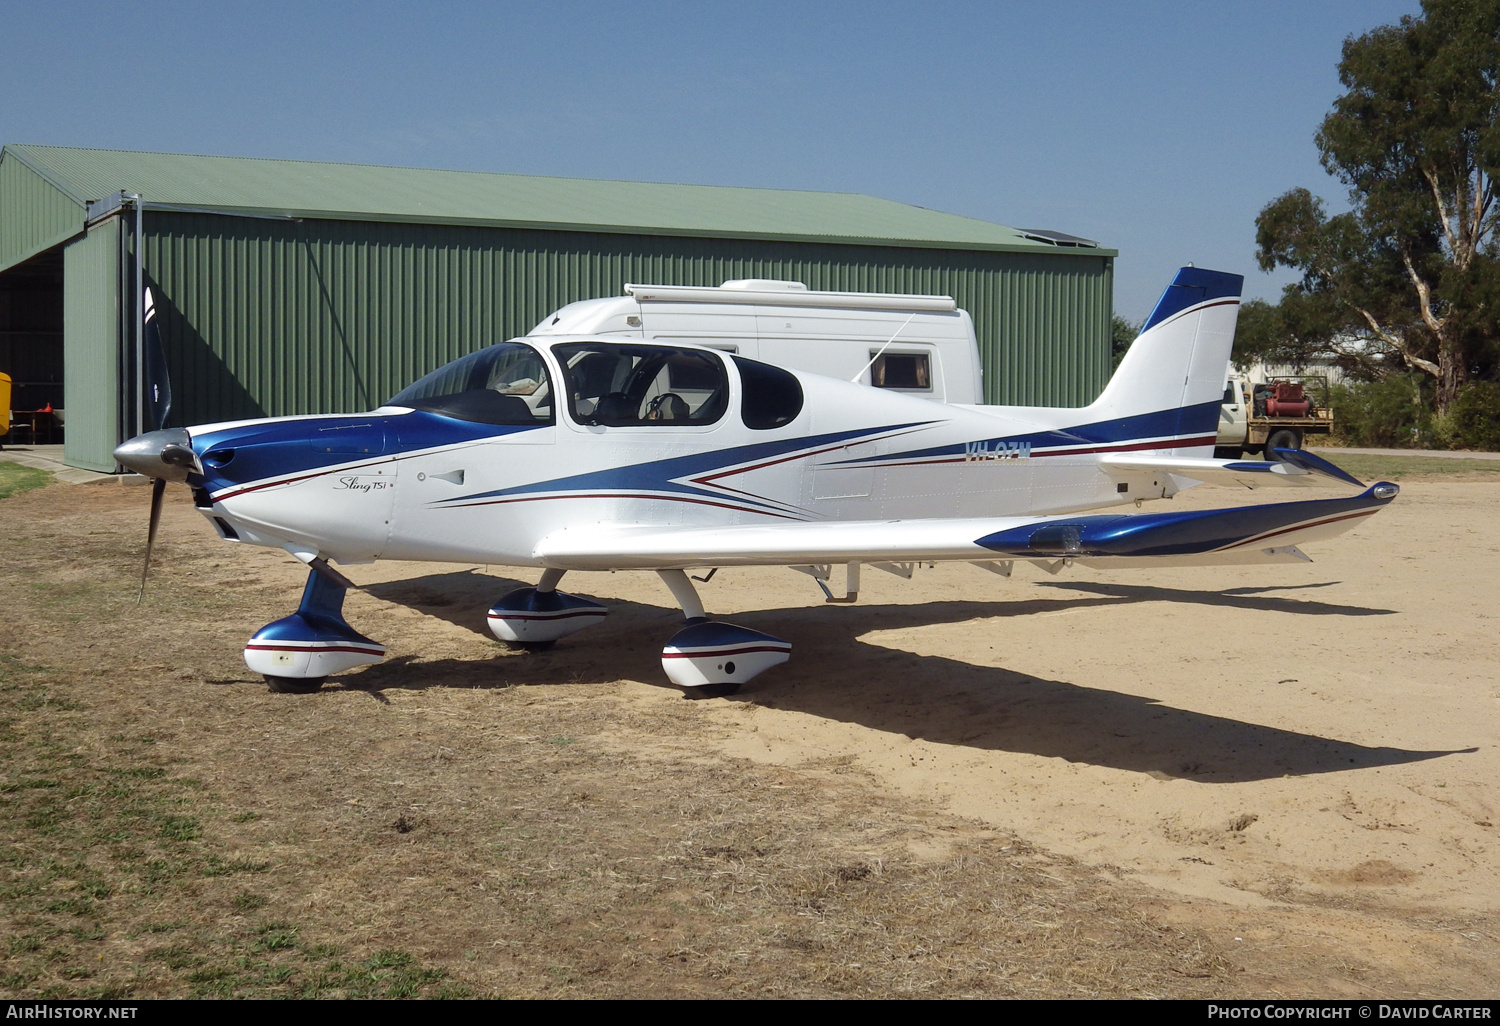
[1215,372,1334,460]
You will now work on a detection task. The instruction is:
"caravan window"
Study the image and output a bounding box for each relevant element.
[871,351,932,391]
[554,342,728,426]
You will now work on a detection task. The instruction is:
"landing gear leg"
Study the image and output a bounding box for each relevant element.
[245,567,385,693]
[657,568,707,622]
[656,569,789,696]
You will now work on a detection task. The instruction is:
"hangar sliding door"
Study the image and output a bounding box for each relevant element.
[63,218,121,472]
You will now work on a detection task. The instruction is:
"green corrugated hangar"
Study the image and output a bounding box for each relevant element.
[0,144,1116,472]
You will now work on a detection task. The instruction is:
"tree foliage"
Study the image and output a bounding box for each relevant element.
[1110,313,1139,368]
[1328,377,1431,446]
[1254,0,1500,410]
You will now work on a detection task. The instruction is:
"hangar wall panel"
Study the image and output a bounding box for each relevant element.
[63,218,121,472]
[145,212,1111,427]
[0,155,84,273]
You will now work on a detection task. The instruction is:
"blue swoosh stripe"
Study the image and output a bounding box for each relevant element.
[828,401,1222,466]
[437,422,934,508]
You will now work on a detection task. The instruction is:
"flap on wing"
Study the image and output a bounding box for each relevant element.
[534,516,1036,571]
[1101,448,1363,488]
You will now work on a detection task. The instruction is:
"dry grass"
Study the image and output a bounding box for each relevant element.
[2,479,1489,998]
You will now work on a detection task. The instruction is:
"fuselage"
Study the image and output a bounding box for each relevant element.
[180,335,1219,570]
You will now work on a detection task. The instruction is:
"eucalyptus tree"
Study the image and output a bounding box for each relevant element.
[1255,0,1500,410]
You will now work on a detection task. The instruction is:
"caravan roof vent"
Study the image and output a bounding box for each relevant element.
[718,279,808,291]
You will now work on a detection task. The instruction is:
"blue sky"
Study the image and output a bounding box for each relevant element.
[0,0,1422,322]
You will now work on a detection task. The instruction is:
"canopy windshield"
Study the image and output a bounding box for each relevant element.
[388,342,553,425]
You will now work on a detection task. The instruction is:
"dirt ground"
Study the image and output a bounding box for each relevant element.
[1,473,1496,997]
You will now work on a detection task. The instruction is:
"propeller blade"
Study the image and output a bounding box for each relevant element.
[143,288,172,431]
[139,477,166,603]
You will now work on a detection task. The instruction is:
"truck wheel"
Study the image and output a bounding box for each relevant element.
[1265,428,1299,461]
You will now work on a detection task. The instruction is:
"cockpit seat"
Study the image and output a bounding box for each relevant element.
[647,392,690,422]
[594,392,638,424]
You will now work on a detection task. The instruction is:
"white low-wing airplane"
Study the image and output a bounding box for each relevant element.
[115,267,1397,695]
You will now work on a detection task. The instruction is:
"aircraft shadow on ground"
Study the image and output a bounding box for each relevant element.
[349,570,1463,783]
[363,569,525,637]
[1034,580,1397,616]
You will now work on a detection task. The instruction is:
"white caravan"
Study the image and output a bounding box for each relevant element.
[530,280,985,405]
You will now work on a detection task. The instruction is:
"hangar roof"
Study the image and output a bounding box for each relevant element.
[1,144,1112,256]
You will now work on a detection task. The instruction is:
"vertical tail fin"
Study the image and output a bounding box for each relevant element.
[1087,267,1242,455]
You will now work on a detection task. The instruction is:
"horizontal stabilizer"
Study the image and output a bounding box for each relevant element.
[1270,447,1365,486]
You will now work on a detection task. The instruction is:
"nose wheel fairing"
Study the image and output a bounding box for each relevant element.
[244,568,385,686]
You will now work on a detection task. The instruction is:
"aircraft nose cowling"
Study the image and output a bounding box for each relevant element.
[113,428,202,483]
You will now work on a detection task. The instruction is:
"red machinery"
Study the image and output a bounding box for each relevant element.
[1264,381,1311,417]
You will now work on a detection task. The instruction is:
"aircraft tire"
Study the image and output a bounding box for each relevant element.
[264,674,326,694]
[684,683,741,699]
[1265,429,1299,461]
[504,640,556,652]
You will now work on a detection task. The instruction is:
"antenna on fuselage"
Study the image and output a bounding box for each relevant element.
[851,312,918,384]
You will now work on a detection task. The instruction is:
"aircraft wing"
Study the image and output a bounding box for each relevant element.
[534,482,1398,571]
[1100,447,1365,489]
